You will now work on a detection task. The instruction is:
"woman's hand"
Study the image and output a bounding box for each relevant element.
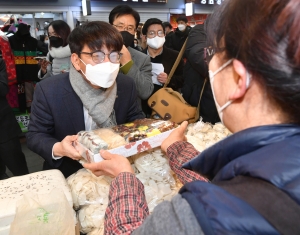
[53,135,82,160]
[40,59,50,74]
[83,150,134,177]
[161,121,188,153]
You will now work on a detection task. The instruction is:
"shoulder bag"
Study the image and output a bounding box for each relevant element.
[148,39,207,124]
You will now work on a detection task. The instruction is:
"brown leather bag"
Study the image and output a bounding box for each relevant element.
[148,39,207,124]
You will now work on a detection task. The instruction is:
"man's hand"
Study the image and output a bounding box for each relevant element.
[120,45,132,66]
[161,121,188,153]
[53,135,82,160]
[157,72,168,84]
[83,150,134,177]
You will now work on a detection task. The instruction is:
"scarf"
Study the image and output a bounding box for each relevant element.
[69,64,117,129]
[49,44,71,59]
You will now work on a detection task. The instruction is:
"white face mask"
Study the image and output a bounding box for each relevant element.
[209,59,251,123]
[80,59,120,88]
[134,43,137,47]
[44,40,49,44]
[177,24,186,31]
[147,36,165,50]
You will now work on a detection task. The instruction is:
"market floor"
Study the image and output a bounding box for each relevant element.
[6,135,44,177]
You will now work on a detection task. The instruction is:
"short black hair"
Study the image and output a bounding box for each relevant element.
[162,22,172,29]
[176,16,188,23]
[142,18,164,35]
[68,21,123,56]
[48,20,71,47]
[109,5,140,29]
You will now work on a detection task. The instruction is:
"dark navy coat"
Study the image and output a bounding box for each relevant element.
[26,72,144,177]
[180,124,300,234]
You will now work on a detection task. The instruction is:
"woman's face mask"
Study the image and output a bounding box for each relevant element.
[49,36,63,48]
[147,36,165,50]
[209,59,251,123]
[79,58,120,88]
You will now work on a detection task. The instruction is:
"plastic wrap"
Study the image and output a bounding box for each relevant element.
[77,119,177,155]
[67,169,110,210]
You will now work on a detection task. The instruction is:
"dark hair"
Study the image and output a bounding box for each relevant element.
[176,16,188,23]
[109,5,140,29]
[208,0,300,124]
[162,22,172,29]
[48,20,71,47]
[142,18,164,35]
[68,21,123,56]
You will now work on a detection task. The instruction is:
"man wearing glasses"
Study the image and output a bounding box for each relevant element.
[109,5,153,107]
[141,18,184,117]
[26,22,144,178]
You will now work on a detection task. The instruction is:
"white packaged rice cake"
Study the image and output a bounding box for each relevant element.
[0,170,73,235]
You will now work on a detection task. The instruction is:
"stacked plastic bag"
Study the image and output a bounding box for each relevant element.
[186,121,231,152]
[67,120,230,234]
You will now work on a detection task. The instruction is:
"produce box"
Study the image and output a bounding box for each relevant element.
[0,170,74,235]
[76,119,177,163]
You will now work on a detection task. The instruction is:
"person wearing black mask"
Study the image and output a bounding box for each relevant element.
[38,20,71,80]
[109,5,153,107]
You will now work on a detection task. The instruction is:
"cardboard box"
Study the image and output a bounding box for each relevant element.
[76,128,174,163]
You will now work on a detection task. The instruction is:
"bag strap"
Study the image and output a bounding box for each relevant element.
[214,176,300,235]
[163,38,188,88]
[193,78,207,122]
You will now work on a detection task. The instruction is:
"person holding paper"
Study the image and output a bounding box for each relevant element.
[141,18,184,117]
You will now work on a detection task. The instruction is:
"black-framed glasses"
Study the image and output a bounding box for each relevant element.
[147,30,165,38]
[80,51,122,64]
[113,24,136,34]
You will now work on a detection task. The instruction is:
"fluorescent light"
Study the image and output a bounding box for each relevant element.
[185,2,194,16]
[82,0,91,16]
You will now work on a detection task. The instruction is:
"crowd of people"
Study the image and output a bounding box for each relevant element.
[1,0,300,234]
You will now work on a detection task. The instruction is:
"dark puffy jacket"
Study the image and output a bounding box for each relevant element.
[181,24,220,124]
[180,124,300,234]
[168,26,191,52]
[8,24,39,82]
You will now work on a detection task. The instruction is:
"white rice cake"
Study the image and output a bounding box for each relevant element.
[0,170,73,235]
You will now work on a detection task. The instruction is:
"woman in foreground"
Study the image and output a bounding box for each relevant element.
[84,0,300,234]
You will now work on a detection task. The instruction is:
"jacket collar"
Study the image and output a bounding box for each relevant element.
[49,44,71,59]
[183,124,300,181]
